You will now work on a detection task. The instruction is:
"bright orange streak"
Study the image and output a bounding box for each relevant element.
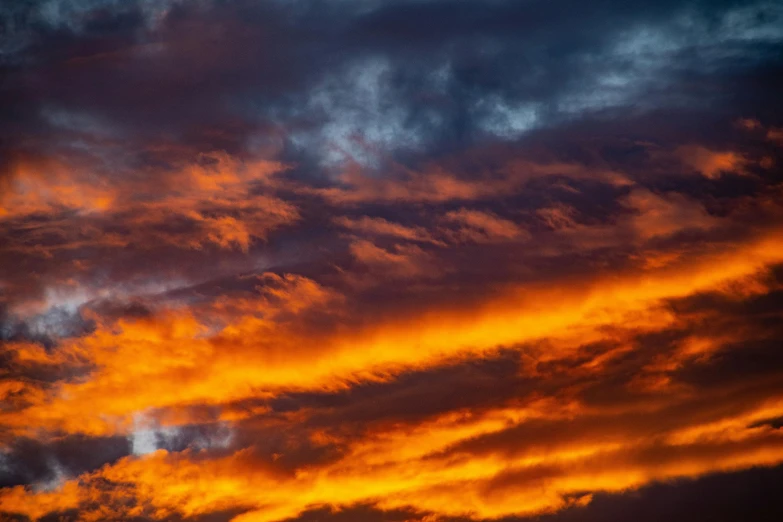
[3,228,783,438]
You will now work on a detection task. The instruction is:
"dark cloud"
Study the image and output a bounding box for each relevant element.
[2,0,781,173]
[531,463,783,522]
[280,504,419,522]
[0,435,130,488]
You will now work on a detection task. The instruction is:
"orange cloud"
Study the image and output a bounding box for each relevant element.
[677,145,747,179]
[3,224,782,441]
[349,240,435,279]
[441,208,530,243]
[4,391,783,522]
[4,128,783,522]
[335,216,438,244]
[623,189,718,240]
[308,157,630,206]
[0,151,296,256]
[0,157,116,219]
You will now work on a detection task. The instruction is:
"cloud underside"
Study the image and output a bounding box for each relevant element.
[2,0,783,521]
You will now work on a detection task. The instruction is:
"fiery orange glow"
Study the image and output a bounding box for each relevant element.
[2,2,783,521]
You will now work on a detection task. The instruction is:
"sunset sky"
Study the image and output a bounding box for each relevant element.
[2,1,783,521]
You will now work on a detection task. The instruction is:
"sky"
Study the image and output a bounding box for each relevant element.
[1,0,783,520]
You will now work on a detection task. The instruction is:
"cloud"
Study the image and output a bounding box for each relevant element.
[441,208,529,243]
[335,216,438,244]
[2,0,783,521]
[677,146,748,179]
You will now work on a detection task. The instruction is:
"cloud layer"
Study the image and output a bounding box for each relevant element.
[2,0,783,521]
